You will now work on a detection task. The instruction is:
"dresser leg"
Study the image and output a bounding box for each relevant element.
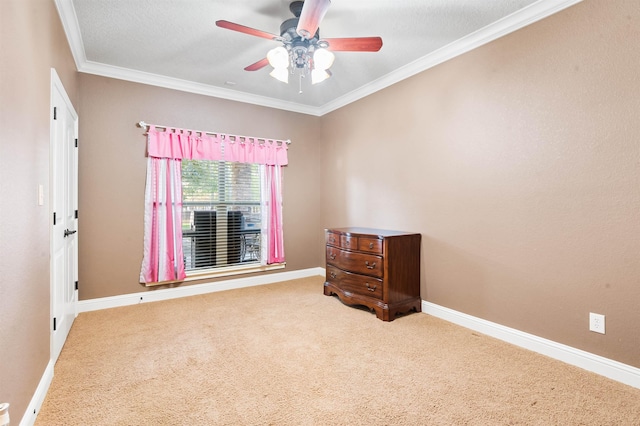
[374,308,393,321]
[379,300,422,322]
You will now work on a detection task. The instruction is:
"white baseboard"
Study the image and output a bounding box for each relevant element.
[20,360,53,426]
[422,300,640,390]
[78,267,325,312]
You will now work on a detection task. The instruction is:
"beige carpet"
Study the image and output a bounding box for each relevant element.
[36,276,640,425]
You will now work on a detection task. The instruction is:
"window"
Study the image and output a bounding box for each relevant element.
[140,125,287,286]
[181,160,262,272]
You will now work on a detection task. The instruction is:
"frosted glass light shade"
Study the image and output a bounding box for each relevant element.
[311,69,331,84]
[313,48,334,70]
[270,67,289,83]
[267,46,289,69]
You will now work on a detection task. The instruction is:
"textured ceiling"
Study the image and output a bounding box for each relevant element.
[55,0,582,115]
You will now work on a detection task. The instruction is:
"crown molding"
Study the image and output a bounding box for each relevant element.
[317,0,583,115]
[55,0,583,117]
[54,0,87,67]
[78,60,323,116]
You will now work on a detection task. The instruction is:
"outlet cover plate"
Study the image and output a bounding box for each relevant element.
[589,312,605,334]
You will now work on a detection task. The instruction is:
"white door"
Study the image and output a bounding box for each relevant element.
[50,69,78,362]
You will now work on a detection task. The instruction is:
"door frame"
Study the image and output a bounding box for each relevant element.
[49,68,79,363]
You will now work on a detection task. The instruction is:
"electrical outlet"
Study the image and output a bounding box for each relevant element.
[589,312,605,334]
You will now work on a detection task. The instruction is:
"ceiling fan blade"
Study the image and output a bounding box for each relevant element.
[323,37,383,52]
[296,0,331,39]
[244,58,270,72]
[216,20,280,41]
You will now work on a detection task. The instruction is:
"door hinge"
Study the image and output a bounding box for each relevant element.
[75,281,78,291]
[53,317,57,331]
[53,212,57,225]
[53,107,57,120]
[75,210,78,219]
[75,138,78,148]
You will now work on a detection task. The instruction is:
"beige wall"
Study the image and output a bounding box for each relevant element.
[0,0,79,418]
[77,74,324,299]
[3,0,639,421]
[321,0,640,367]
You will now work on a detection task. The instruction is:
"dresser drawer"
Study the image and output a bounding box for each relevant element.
[326,231,340,247]
[358,237,383,254]
[326,246,383,278]
[340,235,357,250]
[326,265,383,299]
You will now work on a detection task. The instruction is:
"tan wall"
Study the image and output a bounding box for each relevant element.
[3,0,639,419]
[77,74,324,299]
[0,0,79,418]
[320,0,640,367]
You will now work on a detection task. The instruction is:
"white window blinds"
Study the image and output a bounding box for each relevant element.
[181,160,262,271]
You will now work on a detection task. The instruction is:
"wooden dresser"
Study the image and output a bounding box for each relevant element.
[324,227,421,321]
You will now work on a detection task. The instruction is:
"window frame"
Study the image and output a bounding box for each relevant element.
[180,159,285,279]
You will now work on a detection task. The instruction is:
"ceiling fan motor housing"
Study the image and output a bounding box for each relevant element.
[289,1,304,17]
[280,18,320,42]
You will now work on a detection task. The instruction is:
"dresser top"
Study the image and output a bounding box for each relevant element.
[326,227,420,238]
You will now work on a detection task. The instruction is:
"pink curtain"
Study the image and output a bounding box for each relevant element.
[225,137,288,166]
[224,137,289,264]
[225,136,288,265]
[140,156,186,284]
[146,126,223,161]
[140,125,288,283]
[264,165,285,263]
[145,125,287,165]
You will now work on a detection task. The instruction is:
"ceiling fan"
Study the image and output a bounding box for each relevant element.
[216,0,383,86]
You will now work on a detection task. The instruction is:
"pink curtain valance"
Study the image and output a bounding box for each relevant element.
[147,125,288,166]
[147,126,222,161]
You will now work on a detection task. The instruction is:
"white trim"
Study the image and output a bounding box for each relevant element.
[20,360,54,426]
[79,267,325,313]
[77,60,323,116]
[53,0,86,69]
[50,69,78,121]
[54,0,583,116]
[422,301,640,390]
[318,0,583,115]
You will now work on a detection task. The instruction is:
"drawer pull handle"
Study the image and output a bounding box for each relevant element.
[330,272,337,279]
[369,242,374,249]
[365,261,377,269]
[345,240,350,246]
[329,237,336,243]
[329,253,336,260]
[366,283,377,292]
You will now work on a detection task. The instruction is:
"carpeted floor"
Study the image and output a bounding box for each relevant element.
[36,276,640,425]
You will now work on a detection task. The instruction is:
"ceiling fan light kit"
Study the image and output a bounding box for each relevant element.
[216,0,382,88]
